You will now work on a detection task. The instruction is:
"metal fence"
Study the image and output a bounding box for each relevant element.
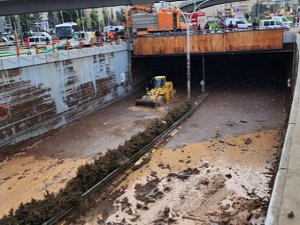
[0,36,126,58]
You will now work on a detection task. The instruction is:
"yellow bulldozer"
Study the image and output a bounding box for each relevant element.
[135,76,176,108]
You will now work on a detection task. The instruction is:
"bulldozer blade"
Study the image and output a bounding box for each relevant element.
[135,99,158,108]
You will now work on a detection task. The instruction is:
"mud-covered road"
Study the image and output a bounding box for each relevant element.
[71,81,287,225]
[0,90,188,217]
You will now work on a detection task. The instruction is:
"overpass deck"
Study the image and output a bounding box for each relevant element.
[133,29,284,56]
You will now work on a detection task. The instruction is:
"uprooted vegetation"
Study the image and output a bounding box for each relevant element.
[0,102,191,225]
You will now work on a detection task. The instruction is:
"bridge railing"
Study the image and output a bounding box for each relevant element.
[0,36,127,59]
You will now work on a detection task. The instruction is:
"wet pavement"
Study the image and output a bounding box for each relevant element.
[166,86,284,148]
[71,83,286,225]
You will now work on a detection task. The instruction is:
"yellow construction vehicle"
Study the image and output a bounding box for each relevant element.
[135,76,176,108]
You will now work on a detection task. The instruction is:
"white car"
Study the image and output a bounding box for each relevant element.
[103,25,124,33]
[223,18,251,29]
[272,16,293,28]
[236,20,252,29]
[32,32,52,40]
[28,36,51,47]
[0,36,15,46]
[259,19,285,29]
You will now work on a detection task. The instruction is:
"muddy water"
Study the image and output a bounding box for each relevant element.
[79,129,282,225]
[0,156,91,217]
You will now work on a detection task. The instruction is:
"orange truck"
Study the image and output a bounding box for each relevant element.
[127,6,207,35]
[127,7,188,35]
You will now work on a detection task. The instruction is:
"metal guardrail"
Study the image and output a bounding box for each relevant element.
[0,37,126,59]
[42,90,214,225]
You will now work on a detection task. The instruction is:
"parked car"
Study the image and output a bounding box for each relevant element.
[103,25,124,33]
[28,36,51,47]
[272,16,293,28]
[0,36,15,46]
[223,18,251,29]
[32,31,53,40]
[259,19,285,29]
[224,18,239,28]
[236,20,252,29]
[5,35,15,42]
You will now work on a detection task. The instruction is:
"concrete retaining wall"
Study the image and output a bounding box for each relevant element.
[265,34,300,225]
[0,44,131,146]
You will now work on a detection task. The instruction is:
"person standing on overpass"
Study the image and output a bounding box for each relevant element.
[204,22,210,33]
[252,19,258,30]
[228,21,234,31]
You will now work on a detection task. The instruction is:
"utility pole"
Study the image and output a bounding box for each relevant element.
[179,0,211,100]
[186,16,191,100]
[60,11,65,23]
[80,9,85,32]
[202,56,206,93]
[60,11,64,23]
[257,0,260,18]
[98,8,101,33]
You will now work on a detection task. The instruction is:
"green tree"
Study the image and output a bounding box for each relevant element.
[85,16,92,30]
[57,10,78,24]
[251,3,269,19]
[90,11,99,30]
[47,11,56,29]
[269,3,281,15]
[102,8,109,26]
[76,18,82,27]
[19,13,42,31]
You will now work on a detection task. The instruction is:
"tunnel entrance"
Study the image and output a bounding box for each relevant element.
[132,51,293,94]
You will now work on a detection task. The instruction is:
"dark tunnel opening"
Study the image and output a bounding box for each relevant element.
[132,51,293,93]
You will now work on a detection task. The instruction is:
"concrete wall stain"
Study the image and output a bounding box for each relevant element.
[0,69,56,141]
[0,47,132,147]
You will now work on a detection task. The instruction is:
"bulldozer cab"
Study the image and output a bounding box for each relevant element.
[153,76,166,88]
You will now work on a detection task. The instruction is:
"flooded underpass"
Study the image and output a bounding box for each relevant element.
[0,48,294,224]
[68,52,292,225]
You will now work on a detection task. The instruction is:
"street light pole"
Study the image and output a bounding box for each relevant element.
[98,8,101,33]
[179,0,211,100]
[80,9,85,32]
[62,11,73,22]
[60,11,64,23]
[186,17,191,100]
